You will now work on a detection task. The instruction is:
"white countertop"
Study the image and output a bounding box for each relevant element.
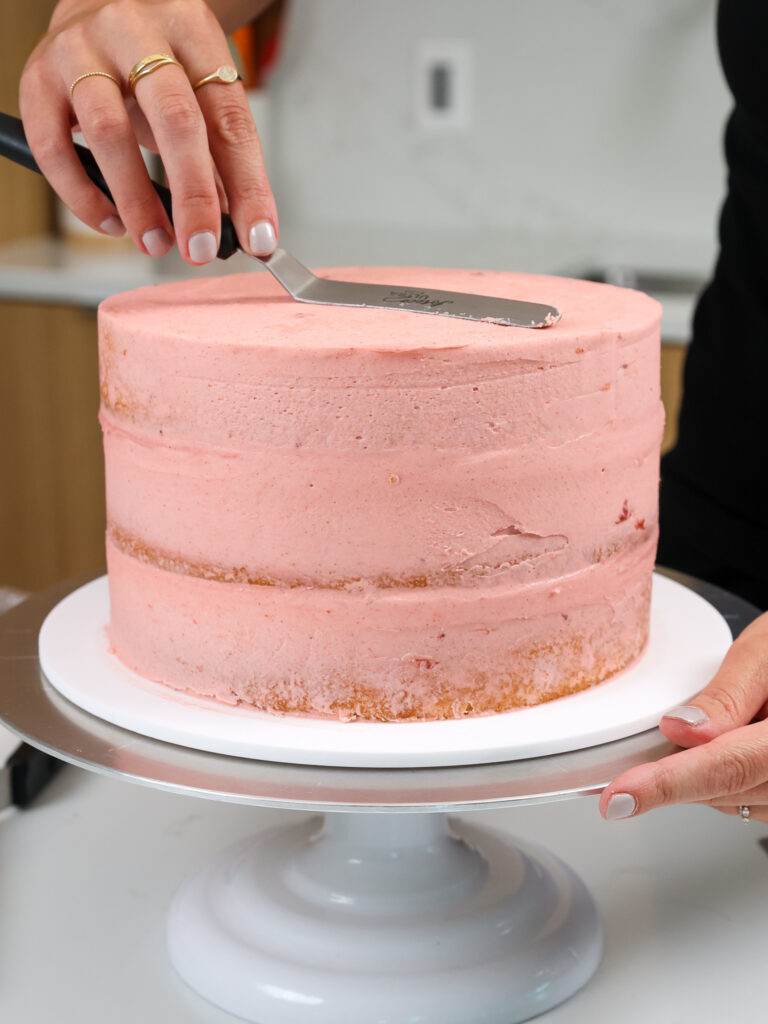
[0,236,262,308]
[0,235,701,344]
[2,764,766,1023]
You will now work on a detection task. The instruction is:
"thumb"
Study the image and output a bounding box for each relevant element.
[660,609,768,747]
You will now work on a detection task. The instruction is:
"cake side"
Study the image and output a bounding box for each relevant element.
[99,268,663,721]
[105,536,655,721]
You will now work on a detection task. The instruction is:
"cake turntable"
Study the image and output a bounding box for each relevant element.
[0,570,755,1024]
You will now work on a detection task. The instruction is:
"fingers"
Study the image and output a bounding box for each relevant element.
[172,9,278,256]
[601,609,768,823]
[22,34,180,258]
[192,82,277,256]
[659,608,768,748]
[20,0,278,265]
[70,74,174,256]
[125,53,221,263]
[599,719,768,819]
[19,69,127,239]
[122,0,277,262]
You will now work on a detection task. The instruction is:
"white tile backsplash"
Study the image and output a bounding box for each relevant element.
[265,0,730,276]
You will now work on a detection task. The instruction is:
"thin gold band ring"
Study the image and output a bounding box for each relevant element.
[128,53,184,95]
[69,71,120,100]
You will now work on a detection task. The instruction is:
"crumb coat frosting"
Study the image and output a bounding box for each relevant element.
[99,267,663,720]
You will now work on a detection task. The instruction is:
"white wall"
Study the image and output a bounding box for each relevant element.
[265,0,731,276]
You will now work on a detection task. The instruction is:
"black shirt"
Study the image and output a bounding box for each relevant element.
[658,0,768,610]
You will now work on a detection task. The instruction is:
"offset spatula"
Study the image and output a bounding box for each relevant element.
[0,112,560,327]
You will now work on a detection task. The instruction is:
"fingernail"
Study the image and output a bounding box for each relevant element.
[605,793,637,821]
[142,227,171,258]
[100,215,125,237]
[249,220,276,256]
[188,230,218,264]
[663,705,709,727]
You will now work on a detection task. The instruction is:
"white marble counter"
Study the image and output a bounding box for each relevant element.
[1,764,766,1022]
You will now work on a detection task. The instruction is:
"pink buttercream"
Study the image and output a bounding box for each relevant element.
[99,268,663,720]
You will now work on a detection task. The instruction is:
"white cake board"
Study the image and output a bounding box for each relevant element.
[38,573,732,769]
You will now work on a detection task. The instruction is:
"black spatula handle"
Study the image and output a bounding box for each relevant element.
[0,111,240,259]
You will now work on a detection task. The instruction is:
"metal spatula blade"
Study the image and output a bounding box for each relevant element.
[261,249,561,328]
[0,111,560,328]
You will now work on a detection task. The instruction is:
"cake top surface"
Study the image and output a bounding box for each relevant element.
[99,267,661,355]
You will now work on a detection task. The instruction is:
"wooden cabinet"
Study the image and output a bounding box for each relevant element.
[660,343,685,455]
[0,302,105,591]
[0,4,101,590]
[1,1,55,244]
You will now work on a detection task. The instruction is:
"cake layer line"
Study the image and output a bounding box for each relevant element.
[103,417,662,583]
[105,529,656,606]
[106,540,653,722]
[107,523,657,595]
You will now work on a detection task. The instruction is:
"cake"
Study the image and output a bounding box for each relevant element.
[98,268,663,721]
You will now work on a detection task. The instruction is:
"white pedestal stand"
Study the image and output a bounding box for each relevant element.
[168,812,601,1023]
[0,571,749,1024]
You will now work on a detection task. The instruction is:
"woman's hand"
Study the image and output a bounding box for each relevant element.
[600,609,768,822]
[20,0,277,264]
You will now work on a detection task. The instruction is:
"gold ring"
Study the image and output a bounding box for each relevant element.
[740,805,751,822]
[191,65,241,91]
[128,53,184,95]
[69,71,121,100]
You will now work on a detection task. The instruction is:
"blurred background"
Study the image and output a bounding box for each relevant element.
[0,0,730,593]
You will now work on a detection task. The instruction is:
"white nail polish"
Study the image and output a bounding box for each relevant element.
[142,227,171,258]
[188,230,218,264]
[249,220,276,256]
[663,705,708,727]
[100,215,125,237]
[605,793,637,821]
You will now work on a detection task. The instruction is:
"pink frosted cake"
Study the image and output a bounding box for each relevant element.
[99,268,663,721]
